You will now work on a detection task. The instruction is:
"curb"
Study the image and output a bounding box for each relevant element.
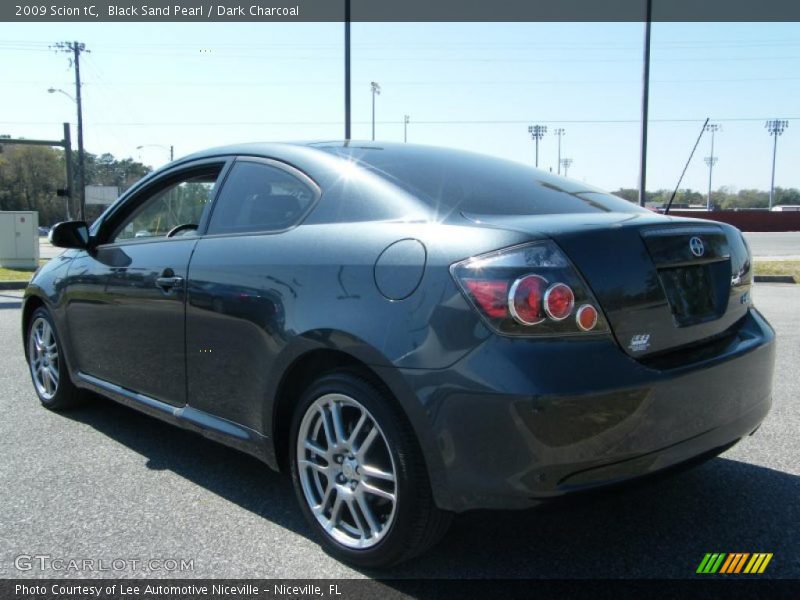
[0,281,29,291]
[754,275,796,284]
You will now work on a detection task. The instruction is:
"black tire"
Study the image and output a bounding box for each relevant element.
[289,369,451,568]
[26,306,82,411]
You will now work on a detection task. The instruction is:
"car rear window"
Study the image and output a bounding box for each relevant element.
[319,145,644,219]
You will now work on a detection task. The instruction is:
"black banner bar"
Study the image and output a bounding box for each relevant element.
[3,0,800,22]
[3,579,800,600]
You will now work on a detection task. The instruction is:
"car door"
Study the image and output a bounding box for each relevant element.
[185,157,320,429]
[64,159,229,406]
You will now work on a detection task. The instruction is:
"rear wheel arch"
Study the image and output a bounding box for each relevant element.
[272,348,391,473]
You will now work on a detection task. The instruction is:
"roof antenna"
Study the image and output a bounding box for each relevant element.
[665,118,709,214]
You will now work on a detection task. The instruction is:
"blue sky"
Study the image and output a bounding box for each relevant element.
[1,21,798,193]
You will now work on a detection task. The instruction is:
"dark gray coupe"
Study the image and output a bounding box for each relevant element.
[23,142,775,567]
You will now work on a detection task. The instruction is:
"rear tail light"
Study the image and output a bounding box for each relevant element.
[576,304,599,331]
[463,279,508,319]
[509,275,547,325]
[451,241,608,336]
[543,282,574,321]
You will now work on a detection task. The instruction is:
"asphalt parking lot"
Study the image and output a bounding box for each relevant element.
[0,284,797,580]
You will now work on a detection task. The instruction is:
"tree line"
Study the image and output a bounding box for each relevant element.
[612,187,800,210]
[0,140,151,226]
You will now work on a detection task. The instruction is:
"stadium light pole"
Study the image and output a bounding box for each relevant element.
[528,124,547,167]
[704,123,721,210]
[560,158,573,178]
[371,82,381,141]
[553,128,566,175]
[765,119,789,210]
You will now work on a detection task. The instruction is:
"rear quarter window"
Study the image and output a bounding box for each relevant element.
[321,146,646,219]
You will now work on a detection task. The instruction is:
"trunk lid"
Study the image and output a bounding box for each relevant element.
[463,211,753,359]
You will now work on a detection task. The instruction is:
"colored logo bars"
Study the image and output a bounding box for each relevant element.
[696,553,773,574]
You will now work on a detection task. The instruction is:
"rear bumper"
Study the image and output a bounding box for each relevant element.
[379,308,775,512]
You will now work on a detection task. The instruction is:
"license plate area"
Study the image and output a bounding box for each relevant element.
[658,264,717,326]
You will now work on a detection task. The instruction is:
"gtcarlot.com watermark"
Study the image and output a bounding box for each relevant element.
[14,554,194,573]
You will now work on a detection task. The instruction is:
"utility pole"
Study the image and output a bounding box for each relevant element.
[703,123,720,211]
[371,82,381,141]
[560,158,573,178]
[170,145,174,161]
[527,124,547,167]
[638,0,653,207]
[553,128,566,175]
[53,41,88,221]
[765,119,789,210]
[404,115,410,143]
[344,0,351,141]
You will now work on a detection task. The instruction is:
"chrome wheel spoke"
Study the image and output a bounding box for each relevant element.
[361,464,395,482]
[348,412,367,445]
[331,401,347,445]
[299,459,329,475]
[355,427,378,461]
[355,490,380,536]
[346,497,369,539]
[297,392,397,549]
[361,482,395,502]
[317,406,336,450]
[304,439,327,459]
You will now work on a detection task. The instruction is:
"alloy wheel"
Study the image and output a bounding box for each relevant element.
[28,316,60,401]
[296,393,397,549]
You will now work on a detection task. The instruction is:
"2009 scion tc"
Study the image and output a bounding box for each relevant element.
[23,142,775,567]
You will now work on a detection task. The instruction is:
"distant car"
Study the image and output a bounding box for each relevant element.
[22,142,775,567]
[134,230,151,238]
[38,226,50,236]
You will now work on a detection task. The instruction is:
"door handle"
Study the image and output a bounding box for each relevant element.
[155,276,184,291]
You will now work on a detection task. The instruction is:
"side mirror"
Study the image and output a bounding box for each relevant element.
[49,221,91,249]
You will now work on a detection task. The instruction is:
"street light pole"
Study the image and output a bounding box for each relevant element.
[371,82,381,141]
[765,119,789,210]
[704,123,720,210]
[404,115,410,143]
[553,128,566,174]
[527,124,547,168]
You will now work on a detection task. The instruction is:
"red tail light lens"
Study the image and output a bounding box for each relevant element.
[509,275,547,325]
[451,241,608,337]
[576,304,598,331]
[464,279,508,319]
[543,283,574,321]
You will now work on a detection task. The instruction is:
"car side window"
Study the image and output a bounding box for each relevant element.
[206,161,316,235]
[111,170,221,243]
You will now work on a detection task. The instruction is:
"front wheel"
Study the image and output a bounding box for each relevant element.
[289,370,451,568]
[26,307,82,411]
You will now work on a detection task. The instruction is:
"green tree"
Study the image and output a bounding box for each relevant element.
[0,140,151,225]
